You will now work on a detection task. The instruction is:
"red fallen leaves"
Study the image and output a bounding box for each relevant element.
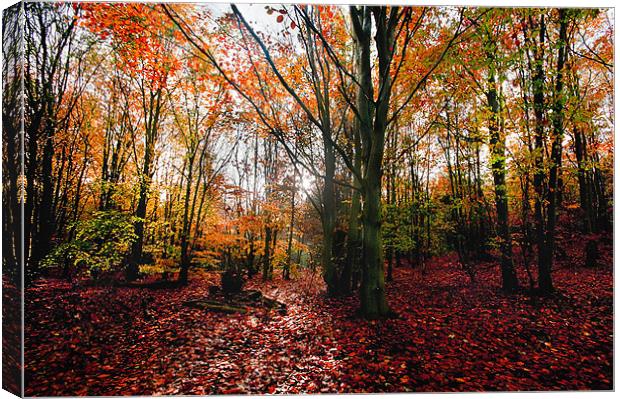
[24,240,612,396]
[2,278,21,394]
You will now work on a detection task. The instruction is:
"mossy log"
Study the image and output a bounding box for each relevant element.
[188,289,287,315]
[184,299,247,314]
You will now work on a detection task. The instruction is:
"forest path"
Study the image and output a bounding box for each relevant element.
[24,253,612,395]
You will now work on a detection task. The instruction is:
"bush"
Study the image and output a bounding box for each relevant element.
[43,210,139,278]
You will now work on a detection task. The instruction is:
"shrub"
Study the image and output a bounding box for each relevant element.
[43,210,139,278]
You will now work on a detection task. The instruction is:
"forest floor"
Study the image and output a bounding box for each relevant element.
[24,244,613,395]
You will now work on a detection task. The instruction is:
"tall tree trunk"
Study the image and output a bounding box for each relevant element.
[540,8,568,293]
[360,170,390,317]
[2,104,21,284]
[127,161,151,281]
[178,152,196,285]
[127,88,162,281]
[351,6,391,318]
[342,184,360,293]
[574,127,593,232]
[322,142,337,294]
[352,6,399,318]
[31,124,56,270]
[342,99,363,294]
[530,14,552,294]
[486,63,519,292]
[284,169,296,280]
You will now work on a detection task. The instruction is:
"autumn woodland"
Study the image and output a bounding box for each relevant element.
[1,1,614,395]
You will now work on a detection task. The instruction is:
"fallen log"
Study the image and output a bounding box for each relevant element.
[184,299,247,314]
[262,297,287,314]
[230,289,263,305]
[187,289,287,315]
[245,290,264,301]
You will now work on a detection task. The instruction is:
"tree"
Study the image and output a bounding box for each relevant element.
[81,3,180,280]
[520,9,570,294]
[168,63,235,284]
[22,2,81,281]
[2,3,23,284]
[476,10,520,291]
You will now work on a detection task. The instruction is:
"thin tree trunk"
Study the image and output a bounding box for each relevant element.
[539,9,568,294]
[322,143,337,294]
[486,60,519,292]
[530,14,552,294]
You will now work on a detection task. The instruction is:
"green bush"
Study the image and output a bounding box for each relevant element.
[43,210,139,278]
[383,203,416,255]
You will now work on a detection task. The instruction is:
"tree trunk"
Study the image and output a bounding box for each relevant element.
[574,127,593,232]
[262,226,272,281]
[178,155,195,285]
[128,172,149,281]
[360,175,390,318]
[31,124,56,272]
[128,135,155,281]
[284,172,296,280]
[351,6,394,318]
[530,14,553,294]
[539,9,568,294]
[321,143,338,294]
[486,63,519,292]
[342,123,363,294]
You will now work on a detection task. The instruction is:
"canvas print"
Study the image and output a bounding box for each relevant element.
[2,1,614,396]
